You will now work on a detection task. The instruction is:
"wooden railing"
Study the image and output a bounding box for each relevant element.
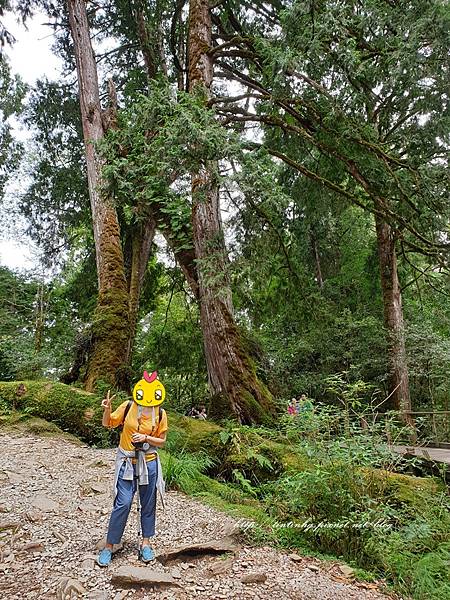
[383,411,450,446]
[404,411,450,446]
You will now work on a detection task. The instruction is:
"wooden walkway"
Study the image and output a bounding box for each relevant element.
[392,445,450,465]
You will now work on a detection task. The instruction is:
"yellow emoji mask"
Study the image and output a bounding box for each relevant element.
[133,371,166,407]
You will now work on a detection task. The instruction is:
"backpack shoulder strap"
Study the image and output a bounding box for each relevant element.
[156,406,165,430]
[122,400,133,428]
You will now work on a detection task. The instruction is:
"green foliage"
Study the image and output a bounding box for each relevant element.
[100,80,238,257]
[406,308,450,429]
[0,56,25,194]
[132,285,207,413]
[231,469,258,497]
[19,78,90,259]
[0,266,85,382]
[258,408,450,599]
[0,266,37,380]
[324,373,373,410]
[392,543,450,600]
[230,154,389,401]
[159,449,215,495]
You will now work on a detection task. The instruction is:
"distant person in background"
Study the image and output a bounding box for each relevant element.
[298,394,314,414]
[287,396,314,421]
[287,398,297,415]
[187,406,199,418]
[197,406,207,420]
[297,394,315,438]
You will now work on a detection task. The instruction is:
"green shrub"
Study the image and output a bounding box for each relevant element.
[160,449,216,494]
[255,406,450,599]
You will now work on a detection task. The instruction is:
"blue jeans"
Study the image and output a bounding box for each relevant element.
[106,459,157,545]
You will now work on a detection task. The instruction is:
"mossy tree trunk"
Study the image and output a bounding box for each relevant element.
[375,215,412,424]
[68,0,134,391]
[187,0,274,424]
[66,0,211,391]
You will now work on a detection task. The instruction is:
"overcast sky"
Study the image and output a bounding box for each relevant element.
[0,11,62,272]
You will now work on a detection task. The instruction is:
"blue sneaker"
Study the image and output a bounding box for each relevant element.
[97,548,112,567]
[140,545,155,563]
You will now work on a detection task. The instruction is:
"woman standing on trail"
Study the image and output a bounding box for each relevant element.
[97,371,168,567]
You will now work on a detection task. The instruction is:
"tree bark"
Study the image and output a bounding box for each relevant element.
[375,216,412,423]
[310,229,324,289]
[188,0,274,423]
[148,201,200,298]
[132,0,158,80]
[33,281,46,354]
[68,0,130,391]
[124,214,156,367]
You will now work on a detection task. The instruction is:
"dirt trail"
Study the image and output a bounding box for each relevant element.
[0,431,395,600]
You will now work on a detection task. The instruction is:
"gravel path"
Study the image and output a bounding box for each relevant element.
[0,432,396,600]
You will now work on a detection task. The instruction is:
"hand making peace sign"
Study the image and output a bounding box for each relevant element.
[101,389,116,410]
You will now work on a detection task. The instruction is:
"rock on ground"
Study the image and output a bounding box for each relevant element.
[0,432,394,600]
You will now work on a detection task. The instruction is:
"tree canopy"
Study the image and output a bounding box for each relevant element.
[0,0,449,418]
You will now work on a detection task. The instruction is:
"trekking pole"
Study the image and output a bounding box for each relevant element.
[135,447,142,559]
